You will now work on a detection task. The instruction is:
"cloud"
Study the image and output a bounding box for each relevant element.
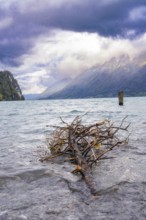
[0,0,146,94]
[129,6,146,21]
[0,0,146,65]
[17,69,49,94]
[8,30,146,94]
[0,17,13,30]
[17,0,146,37]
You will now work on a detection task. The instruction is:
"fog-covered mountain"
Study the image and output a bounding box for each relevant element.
[40,60,146,99]
[39,78,71,99]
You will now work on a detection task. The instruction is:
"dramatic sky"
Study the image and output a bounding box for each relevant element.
[0,0,146,94]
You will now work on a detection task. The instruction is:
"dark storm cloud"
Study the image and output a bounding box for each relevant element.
[0,39,30,66]
[14,0,146,37]
[0,3,45,66]
[0,0,146,67]
[44,0,146,37]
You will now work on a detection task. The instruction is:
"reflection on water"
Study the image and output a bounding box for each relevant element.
[0,97,146,219]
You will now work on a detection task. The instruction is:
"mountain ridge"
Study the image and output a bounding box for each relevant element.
[39,62,146,99]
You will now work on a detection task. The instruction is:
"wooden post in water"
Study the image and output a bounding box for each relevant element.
[118,91,124,105]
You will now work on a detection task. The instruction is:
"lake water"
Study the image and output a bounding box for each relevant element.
[0,97,146,220]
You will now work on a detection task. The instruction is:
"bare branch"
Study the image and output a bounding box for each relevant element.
[40,116,130,195]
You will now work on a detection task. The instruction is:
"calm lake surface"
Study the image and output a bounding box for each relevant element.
[0,97,146,220]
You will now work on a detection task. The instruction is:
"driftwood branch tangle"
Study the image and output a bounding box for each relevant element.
[40,116,130,195]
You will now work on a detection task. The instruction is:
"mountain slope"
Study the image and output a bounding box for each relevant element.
[0,71,24,101]
[41,64,146,99]
[39,78,71,99]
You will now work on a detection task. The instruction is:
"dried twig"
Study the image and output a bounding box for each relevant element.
[40,116,129,195]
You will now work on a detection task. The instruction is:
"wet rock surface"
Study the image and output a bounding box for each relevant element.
[0,155,146,220]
